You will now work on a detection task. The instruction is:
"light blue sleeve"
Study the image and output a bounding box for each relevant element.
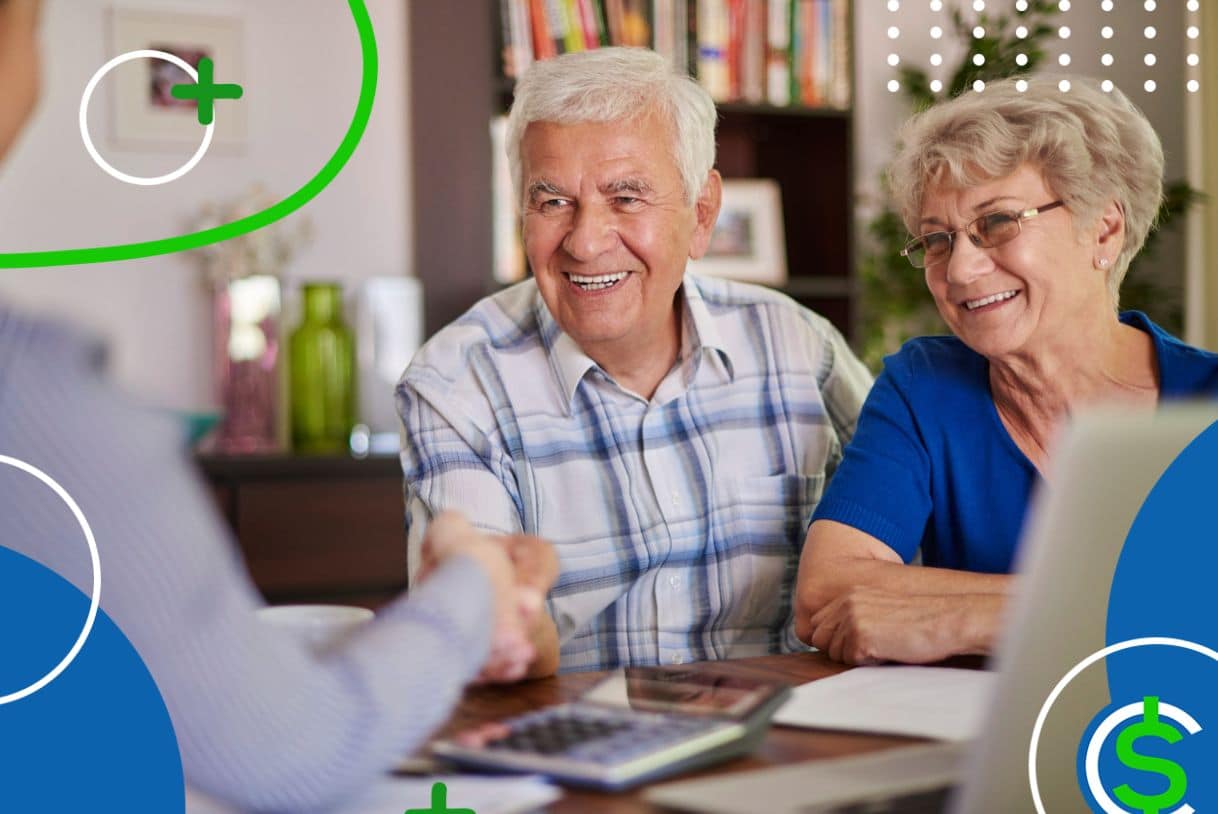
[0,312,493,812]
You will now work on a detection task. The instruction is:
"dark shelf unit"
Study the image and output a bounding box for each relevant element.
[409,1,856,339]
[197,453,407,608]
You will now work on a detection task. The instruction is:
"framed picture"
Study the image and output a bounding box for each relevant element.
[689,178,787,286]
[108,8,247,148]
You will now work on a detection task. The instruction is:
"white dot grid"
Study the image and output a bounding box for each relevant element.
[1186,1,1201,95]
[886,2,1201,97]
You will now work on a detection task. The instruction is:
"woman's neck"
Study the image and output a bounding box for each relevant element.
[988,314,1159,471]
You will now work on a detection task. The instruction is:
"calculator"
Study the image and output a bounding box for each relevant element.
[429,666,792,790]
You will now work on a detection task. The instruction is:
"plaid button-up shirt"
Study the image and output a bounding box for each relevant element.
[398,273,872,672]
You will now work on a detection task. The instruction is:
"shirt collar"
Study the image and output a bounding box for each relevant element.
[535,272,736,411]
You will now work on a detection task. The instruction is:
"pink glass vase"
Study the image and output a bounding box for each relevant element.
[212,275,282,454]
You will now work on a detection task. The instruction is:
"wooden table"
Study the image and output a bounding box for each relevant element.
[432,653,942,813]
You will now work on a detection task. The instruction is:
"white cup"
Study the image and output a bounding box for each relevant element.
[256,604,375,653]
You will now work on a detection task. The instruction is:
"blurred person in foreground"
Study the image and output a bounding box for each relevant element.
[0,1,557,810]
[794,76,1218,665]
[397,47,872,676]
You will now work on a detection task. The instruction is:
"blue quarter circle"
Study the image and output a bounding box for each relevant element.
[1101,419,1218,811]
[0,545,185,812]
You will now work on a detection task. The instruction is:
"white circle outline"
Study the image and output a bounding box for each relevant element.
[79,50,215,187]
[0,456,101,705]
[1029,637,1218,814]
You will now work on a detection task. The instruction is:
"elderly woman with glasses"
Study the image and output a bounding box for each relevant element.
[792,76,1218,665]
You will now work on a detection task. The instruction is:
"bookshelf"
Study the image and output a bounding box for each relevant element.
[408,1,856,340]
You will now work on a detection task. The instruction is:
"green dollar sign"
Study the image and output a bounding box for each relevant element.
[1111,696,1188,814]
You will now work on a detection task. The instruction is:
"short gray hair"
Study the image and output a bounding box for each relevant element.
[506,47,718,205]
[888,76,1164,307]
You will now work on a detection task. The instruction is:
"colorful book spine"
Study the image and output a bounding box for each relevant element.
[653,0,678,66]
[501,0,535,77]
[815,0,831,106]
[740,0,766,104]
[530,0,558,59]
[605,0,625,45]
[697,0,731,101]
[767,0,791,106]
[830,0,851,107]
[560,0,587,52]
[727,0,746,101]
[575,0,601,50]
[620,0,652,47]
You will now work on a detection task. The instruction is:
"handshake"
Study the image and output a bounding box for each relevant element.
[416,512,560,683]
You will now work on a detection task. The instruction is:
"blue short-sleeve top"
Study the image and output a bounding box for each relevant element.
[810,312,1218,572]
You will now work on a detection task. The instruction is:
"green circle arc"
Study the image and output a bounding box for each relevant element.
[0,0,377,269]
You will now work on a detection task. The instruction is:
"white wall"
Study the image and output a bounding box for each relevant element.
[855,1,1189,302]
[0,0,411,410]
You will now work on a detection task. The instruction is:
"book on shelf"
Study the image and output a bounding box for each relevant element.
[500,0,535,78]
[496,0,851,110]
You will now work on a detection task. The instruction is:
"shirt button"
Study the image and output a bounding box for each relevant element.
[668,575,680,588]
[671,491,680,507]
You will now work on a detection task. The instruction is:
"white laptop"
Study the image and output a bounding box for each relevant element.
[645,405,1218,813]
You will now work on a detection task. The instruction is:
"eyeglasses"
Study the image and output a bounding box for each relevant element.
[900,200,1065,269]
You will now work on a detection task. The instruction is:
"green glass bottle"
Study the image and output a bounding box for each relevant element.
[290,282,357,454]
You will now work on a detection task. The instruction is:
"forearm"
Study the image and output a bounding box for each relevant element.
[803,555,1013,611]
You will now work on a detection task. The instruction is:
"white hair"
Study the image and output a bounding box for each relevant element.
[506,47,718,205]
[888,76,1165,307]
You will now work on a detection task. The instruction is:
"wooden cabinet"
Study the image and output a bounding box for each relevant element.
[408,1,856,339]
[197,454,407,608]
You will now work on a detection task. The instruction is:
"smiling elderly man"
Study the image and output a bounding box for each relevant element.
[398,47,872,675]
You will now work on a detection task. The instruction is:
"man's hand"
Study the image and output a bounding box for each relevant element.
[803,587,1002,666]
[493,534,561,680]
[417,513,558,682]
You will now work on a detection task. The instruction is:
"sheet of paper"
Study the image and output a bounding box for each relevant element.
[772,666,999,741]
[187,774,561,814]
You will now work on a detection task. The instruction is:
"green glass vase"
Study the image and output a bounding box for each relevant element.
[289,283,356,454]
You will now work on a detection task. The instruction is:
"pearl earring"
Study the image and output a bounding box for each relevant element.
[1098,258,1109,268]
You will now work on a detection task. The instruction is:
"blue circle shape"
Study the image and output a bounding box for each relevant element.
[0,545,184,811]
[1096,419,1218,812]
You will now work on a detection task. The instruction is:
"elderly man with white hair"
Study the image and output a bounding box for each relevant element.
[398,47,872,676]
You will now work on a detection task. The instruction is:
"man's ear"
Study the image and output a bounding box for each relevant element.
[1092,199,1126,270]
[687,170,723,260]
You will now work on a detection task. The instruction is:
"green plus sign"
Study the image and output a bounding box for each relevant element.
[170,57,243,126]
[403,781,476,814]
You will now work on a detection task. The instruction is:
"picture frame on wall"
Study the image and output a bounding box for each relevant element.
[688,178,787,286]
[108,8,247,149]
